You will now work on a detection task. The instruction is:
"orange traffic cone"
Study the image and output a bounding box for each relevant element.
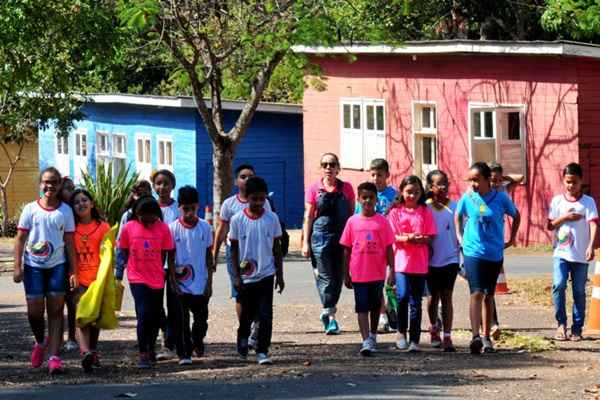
[495,266,510,295]
[205,205,213,226]
[584,250,600,336]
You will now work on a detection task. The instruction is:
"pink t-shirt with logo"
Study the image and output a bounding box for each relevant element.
[118,220,174,289]
[339,214,394,283]
[387,205,437,275]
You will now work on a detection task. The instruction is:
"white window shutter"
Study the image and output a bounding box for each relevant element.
[340,100,364,169]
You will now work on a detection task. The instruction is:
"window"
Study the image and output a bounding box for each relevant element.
[56,135,68,155]
[96,132,110,169]
[340,99,386,170]
[112,135,127,177]
[137,137,151,163]
[135,134,152,180]
[157,137,174,169]
[412,102,438,180]
[469,105,526,176]
[76,133,87,157]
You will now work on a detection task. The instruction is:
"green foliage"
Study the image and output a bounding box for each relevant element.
[81,163,139,226]
[542,0,600,40]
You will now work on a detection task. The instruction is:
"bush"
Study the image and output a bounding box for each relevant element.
[81,163,140,226]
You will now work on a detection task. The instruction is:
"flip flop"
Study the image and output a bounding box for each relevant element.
[553,327,568,341]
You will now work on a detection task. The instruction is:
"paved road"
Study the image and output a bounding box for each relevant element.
[0,255,553,311]
[0,376,460,400]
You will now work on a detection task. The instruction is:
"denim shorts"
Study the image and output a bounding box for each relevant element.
[463,256,502,295]
[353,281,384,313]
[23,263,67,300]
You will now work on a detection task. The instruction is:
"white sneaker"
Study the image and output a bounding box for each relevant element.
[257,352,272,365]
[368,335,378,353]
[64,340,78,352]
[178,358,192,366]
[360,338,373,357]
[156,347,176,361]
[396,335,408,350]
[408,342,420,353]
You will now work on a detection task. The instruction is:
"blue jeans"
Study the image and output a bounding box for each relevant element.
[552,258,589,335]
[130,283,164,353]
[395,272,426,344]
[226,245,239,298]
[23,263,67,300]
[310,230,344,316]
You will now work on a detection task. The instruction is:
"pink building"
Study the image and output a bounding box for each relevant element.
[296,40,600,245]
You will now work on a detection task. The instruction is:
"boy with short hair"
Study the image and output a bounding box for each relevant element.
[548,162,598,341]
[341,182,395,356]
[229,176,284,365]
[355,158,397,215]
[169,186,214,365]
[356,159,397,332]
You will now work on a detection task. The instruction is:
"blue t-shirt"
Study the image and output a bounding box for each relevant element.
[456,189,517,262]
[355,186,396,215]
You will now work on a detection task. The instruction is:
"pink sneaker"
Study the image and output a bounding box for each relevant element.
[31,342,46,368]
[48,356,64,375]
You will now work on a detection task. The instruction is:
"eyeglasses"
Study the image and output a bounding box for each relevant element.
[321,162,338,168]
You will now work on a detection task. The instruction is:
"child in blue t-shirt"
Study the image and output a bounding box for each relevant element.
[455,162,520,355]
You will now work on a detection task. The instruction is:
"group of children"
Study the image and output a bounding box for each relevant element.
[14,164,284,373]
[12,154,598,374]
[315,155,596,357]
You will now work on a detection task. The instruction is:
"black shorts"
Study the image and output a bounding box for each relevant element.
[427,264,459,295]
[353,281,384,313]
[464,256,502,295]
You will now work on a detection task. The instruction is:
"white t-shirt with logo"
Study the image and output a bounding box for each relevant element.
[427,200,460,267]
[228,209,282,284]
[169,218,213,295]
[160,200,180,224]
[18,200,75,269]
[549,194,599,263]
[220,194,271,222]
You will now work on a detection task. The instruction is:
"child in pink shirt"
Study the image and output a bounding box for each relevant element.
[387,176,436,352]
[340,182,394,356]
[118,195,175,369]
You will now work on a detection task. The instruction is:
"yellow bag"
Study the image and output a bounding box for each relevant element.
[76,225,119,330]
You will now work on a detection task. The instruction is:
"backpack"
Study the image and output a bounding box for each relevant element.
[266,196,290,257]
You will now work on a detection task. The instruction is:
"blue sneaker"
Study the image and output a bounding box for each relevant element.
[319,312,330,332]
[326,319,340,335]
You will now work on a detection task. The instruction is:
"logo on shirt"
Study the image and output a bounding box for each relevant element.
[27,241,54,263]
[240,259,257,278]
[557,225,574,249]
[176,264,195,285]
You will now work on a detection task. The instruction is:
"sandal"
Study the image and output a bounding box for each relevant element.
[570,333,583,342]
[553,326,568,341]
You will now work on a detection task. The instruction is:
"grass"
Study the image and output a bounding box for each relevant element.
[452,329,555,352]
[495,330,556,352]
[509,276,591,308]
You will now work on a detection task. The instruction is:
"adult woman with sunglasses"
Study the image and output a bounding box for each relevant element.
[302,153,355,335]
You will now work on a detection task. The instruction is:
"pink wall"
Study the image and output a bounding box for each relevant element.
[303,54,589,245]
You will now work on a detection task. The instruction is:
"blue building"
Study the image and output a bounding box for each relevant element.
[39,94,304,227]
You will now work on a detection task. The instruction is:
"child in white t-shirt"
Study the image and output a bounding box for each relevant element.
[14,167,77,375]
[229,176,283,365]
[548,162,598,341]
[169,186,213,366]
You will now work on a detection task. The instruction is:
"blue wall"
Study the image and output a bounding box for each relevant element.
[39,102,304,227]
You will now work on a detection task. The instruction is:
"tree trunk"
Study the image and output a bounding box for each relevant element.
[212,139,235,218]
[0,185,8,236]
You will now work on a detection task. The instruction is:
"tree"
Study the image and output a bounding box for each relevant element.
[542,0,600,40]
[119,0,367,215]
[0,1,118,233]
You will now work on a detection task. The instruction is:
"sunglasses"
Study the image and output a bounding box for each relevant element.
[321,162,338,168]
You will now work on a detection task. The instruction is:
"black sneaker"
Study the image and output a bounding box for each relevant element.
[237,338,249,359]
[482,337,496,353]
[470,336,483,355]
[194,342,205,358]
[81,351,94,373]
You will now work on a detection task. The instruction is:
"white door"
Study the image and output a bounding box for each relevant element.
[364,101,386,164]
[55,135,70,178]
[73,129,88,184]
[136,135,152,180]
